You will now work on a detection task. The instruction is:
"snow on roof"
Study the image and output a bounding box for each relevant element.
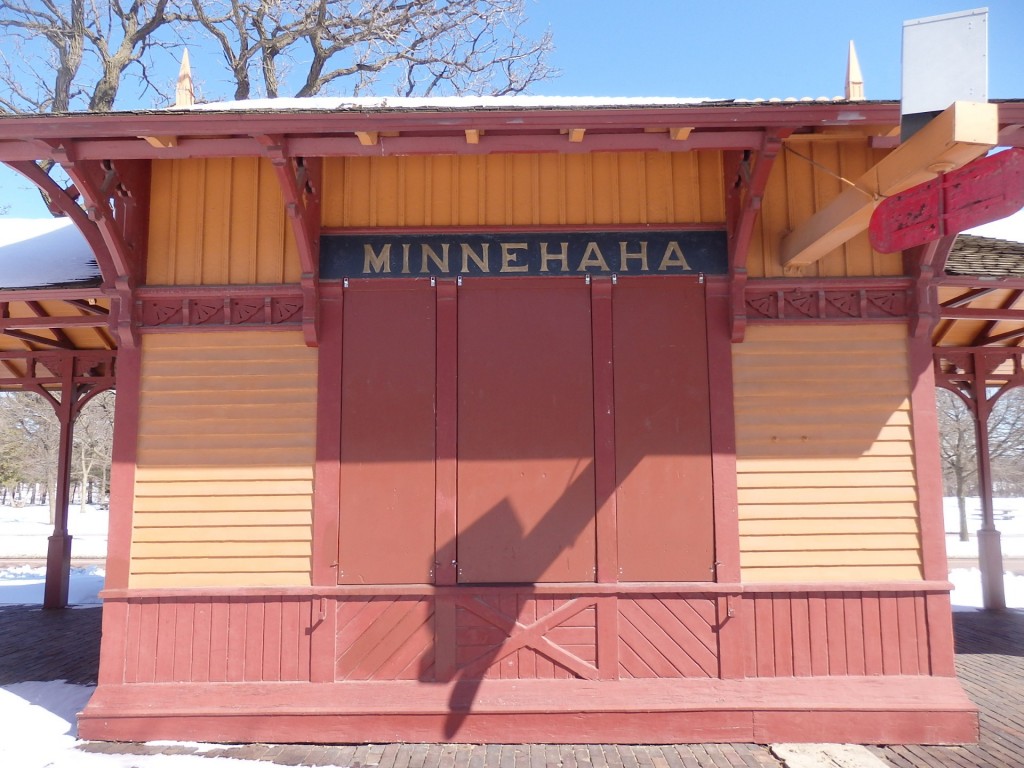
[0,218,100,290]
[182,95,720,112]
[181,94,867,114]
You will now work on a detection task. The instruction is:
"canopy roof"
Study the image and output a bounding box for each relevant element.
[0,97,1022,388]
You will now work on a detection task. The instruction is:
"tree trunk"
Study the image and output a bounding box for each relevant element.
[956,469,970,542]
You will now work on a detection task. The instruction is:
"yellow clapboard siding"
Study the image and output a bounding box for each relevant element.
[740,532,921,552]
[734,344,909,362]
[144,330,305,349]
[735,406,911,428]
[741,549,921,568]
[733,323,921,582]
[730,380,910,399]
[135,448,315,467]
[736,457,916,474]
[743,323,907,342]
[131,331,316,589]
[133,511,312,527]
[739,517,920,535]
[735,398,910,416]
[739,502,918,520]
[322,152,725,228]
[142,357,318,378]
[133,495,312,512]
[135,479,313,497]
[147,158,300,286]
[735,424,913,445]
[135,465,314,482]
[138,434,316,454]
[737,440,914,458]
[738,486,918,504]
[139,390,316,409]
[742,565,923,583]
[137,418,317,438]
[141,374,316,393]
[131,541,311,558]
[130,557,310,574]
[737,471,917,489]
[133,526,313,543]
[130,572,311,588]
[138,403,317,423]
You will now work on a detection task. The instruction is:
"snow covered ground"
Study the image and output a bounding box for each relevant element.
[1,498,1023,766]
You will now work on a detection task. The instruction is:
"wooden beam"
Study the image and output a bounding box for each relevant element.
[141,135,178,148]
[780,101,998,269]
[355,131,379,146]
[568,128,586,143]
[669,126,693,141]
[464,129,481,144]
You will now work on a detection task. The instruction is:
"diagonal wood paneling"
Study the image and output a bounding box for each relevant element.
[617,596,719,678]
[335,597,434,681]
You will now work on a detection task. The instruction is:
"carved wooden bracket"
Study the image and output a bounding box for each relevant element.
[4,152,149,350]
[257,135,322,347]
[726,131,786,342]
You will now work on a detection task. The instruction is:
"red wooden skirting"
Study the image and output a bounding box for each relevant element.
[85,584,973,744]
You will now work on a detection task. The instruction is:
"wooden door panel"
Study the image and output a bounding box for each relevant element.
[457,280,597,583]
[338,285,436,584]
[613,278,714,581]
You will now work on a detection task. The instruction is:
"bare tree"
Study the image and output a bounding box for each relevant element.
[937,387,1024,541]
[73,391,115,512]
[185,0,555,100]
[0,0,180,113]
[0,0,554,114]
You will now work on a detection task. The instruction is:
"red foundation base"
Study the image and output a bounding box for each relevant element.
[79,676,978,745]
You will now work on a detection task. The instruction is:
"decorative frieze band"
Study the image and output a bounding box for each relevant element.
[744,281,912,323]
[135,288,304,330]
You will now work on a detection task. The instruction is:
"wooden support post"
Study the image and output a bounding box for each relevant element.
[43,360,76,610]
[971,351,1006,610]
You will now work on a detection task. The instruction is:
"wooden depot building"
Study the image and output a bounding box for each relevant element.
[2,93,1023,745]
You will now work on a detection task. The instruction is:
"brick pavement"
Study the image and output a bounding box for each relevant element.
[5,603,1024,767]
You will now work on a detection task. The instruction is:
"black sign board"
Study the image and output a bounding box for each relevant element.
[320,230,727,279]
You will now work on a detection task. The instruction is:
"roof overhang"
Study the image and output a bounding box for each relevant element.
[0,99,928,162]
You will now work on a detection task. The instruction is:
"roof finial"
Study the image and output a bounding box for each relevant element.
[845,41,865,101]
[175,49,195,108]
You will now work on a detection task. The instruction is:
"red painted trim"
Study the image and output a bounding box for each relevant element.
[77,674,978,745]
[98,581,955,601]
[705,279,740,583]
[104,341,139,590]
[434,280,458,586]
[938,276,1024,290]
[908,333,951,582]
[322,224,725,237]
[925,592,957,677]
[591,278,618,584]
[312,284,343,586]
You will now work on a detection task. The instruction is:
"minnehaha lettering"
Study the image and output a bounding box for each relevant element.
[320,231,728,279]
[363,240,691,275]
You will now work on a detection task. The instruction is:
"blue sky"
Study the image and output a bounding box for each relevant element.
[1,1,1022,218]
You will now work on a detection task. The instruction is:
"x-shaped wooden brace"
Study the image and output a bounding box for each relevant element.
[454,595,599,680]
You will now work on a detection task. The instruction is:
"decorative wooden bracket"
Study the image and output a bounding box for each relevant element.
[725,131,785,342]
[257,135,322,347]
[904,234,957,339]
[781,101,998,269]
[3,155,144,349]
